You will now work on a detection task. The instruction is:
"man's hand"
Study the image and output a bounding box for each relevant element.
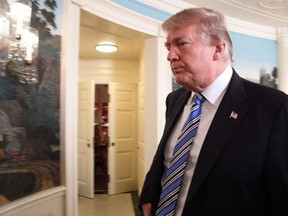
[142,203,152,216]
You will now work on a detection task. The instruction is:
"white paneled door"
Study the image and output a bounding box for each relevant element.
[78,81,138,197]
[78,81,95,198]
[108,83,138,194]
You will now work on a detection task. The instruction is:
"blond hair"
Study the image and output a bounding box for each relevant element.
[162,8,233,62]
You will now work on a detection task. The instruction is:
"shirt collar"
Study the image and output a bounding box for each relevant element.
[201,65,233,106]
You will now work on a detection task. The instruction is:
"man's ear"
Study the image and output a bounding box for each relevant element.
[213,43,226,60]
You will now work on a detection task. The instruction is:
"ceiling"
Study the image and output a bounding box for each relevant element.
[79,0,288,61]
[184,0,288,28]
[79,10,150,61]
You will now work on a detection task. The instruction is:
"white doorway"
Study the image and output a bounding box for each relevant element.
[63,1,169,215]
[78,81,138,197]
[77,7,155,200]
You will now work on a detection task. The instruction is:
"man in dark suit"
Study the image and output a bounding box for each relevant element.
[139,7,288,216]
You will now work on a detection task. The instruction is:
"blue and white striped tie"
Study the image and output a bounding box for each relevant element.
[156,93,205,216]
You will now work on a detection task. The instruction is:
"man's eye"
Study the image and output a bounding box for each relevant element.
[178,41,188,47]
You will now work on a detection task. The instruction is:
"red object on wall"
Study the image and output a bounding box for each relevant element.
[102,103,108,123]
[94,102,99,111]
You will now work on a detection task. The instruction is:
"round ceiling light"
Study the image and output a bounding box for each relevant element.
[95,44,118,53]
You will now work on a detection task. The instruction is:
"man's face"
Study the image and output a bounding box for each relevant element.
[165,24,217,92]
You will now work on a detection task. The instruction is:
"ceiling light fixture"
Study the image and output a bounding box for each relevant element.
[95,44,118,53]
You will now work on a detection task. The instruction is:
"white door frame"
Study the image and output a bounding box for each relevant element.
[64,0,171,215]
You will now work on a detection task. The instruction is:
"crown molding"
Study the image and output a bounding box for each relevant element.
[73,0,276,40]
[141,0,276,39]
[73,0,162,36]
[226,16,276,40]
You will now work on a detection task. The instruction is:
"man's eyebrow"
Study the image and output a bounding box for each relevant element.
[164,37,181,46]
[164,36,188,48]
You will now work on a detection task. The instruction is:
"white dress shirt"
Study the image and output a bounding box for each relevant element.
[162,65,233,215]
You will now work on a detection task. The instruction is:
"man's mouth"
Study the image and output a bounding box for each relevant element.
[172,67,183,73]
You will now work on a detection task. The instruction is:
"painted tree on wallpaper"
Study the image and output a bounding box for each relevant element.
[0,0,62,205]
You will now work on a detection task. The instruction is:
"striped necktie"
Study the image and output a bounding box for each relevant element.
[156,93,205,216]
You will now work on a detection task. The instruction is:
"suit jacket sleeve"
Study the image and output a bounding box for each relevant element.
[265,96,288,214]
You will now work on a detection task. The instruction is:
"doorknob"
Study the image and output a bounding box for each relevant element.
[111,142,115,146]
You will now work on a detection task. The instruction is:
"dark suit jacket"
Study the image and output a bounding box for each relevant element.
[139,70,288,216]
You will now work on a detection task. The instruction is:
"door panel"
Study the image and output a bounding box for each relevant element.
[108,83,137,194]
[78,81,137,196]
[78,81,95,198]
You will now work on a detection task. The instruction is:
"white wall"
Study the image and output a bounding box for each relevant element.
[277,27,288,94]
[138,49,146,194]
[0,187,65,216]
[144,37,171,174]
[79,59,140,83]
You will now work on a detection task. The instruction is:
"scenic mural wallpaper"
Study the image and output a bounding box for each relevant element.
[0,0,63,205]
[230,32,277,89]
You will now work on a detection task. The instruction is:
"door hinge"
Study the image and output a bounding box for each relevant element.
[108,174,110,183]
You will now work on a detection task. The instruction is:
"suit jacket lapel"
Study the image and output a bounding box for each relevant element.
[185,71,248,204]
[154,89,191,167]
[163,89,191,142]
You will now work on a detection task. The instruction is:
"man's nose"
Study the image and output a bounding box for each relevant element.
[167,48,179,62]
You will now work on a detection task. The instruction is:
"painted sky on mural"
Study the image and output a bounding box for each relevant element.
[53,0,63,35]
[230,32,277,83]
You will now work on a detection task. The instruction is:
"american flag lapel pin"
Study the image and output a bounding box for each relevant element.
[230,111,238,119]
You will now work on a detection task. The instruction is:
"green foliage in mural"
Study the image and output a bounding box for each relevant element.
[23,88,59,135]
[31,0,58,38]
